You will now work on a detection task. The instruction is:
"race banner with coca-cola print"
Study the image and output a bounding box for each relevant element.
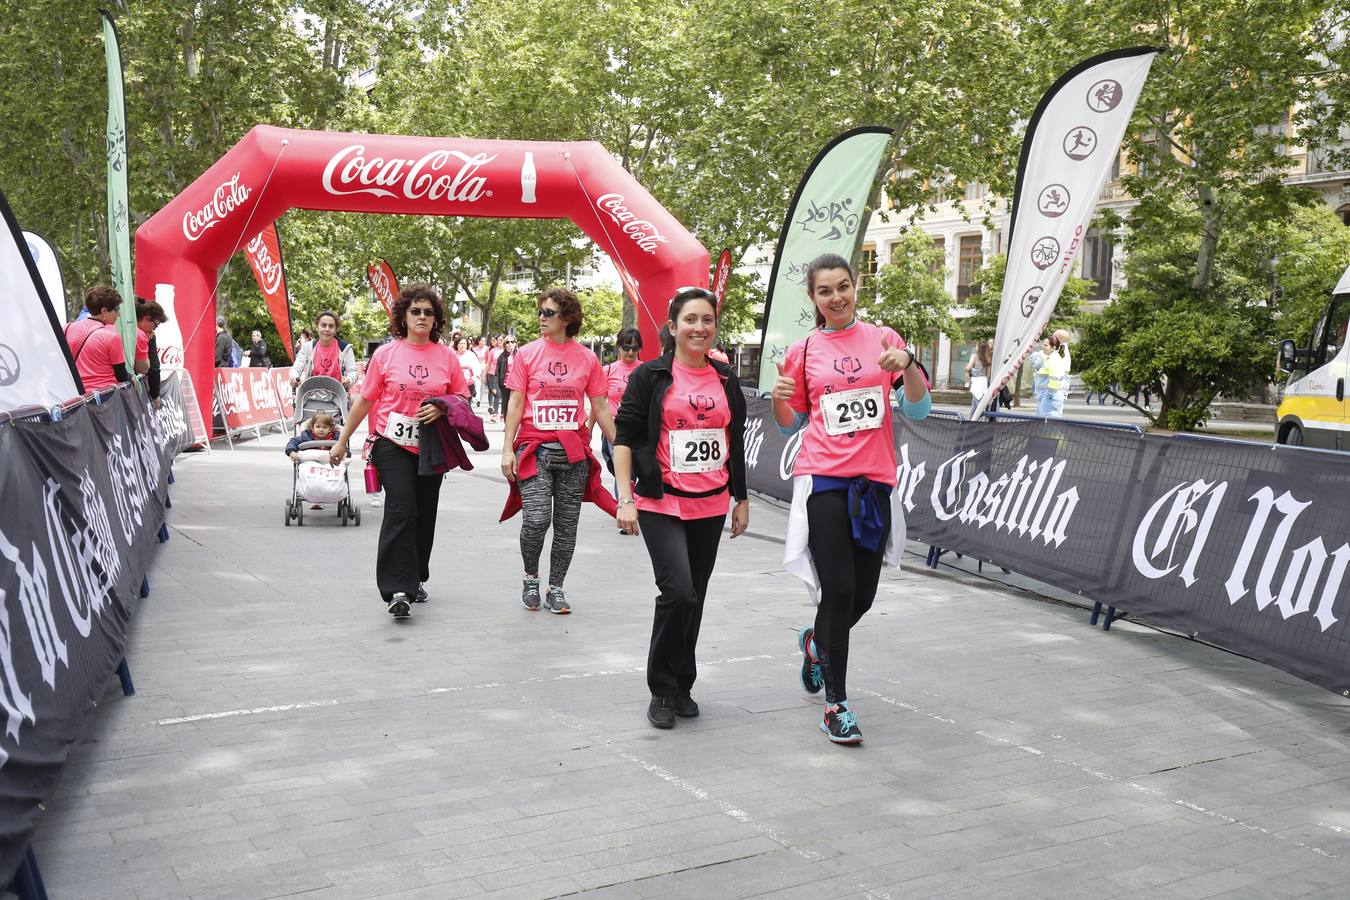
[214,367,286,435]
[0,376,188,876]
[975,47,1159,417]
[134,127,709,427]
[366,259,399,324]
[270,367,295,421]
[243,223,294,361]
[741,394,1350,696]
[711,248,732,313]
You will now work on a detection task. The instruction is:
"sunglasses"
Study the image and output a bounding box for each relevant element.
[407,307,436,318]
[671,286,716,303]
[538,308,560,319]
[619,344,640,351]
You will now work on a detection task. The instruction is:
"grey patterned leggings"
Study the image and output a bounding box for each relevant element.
[518,445,589,586]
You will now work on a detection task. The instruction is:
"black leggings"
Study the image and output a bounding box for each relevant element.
[372,438,443,602]
[639,511,725,698]
[806,489,890,704]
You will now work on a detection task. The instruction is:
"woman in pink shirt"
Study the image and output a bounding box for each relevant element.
[331,286,468,620]
[770,253,931,745]
[63,285,131,392]
[613,288,749,729]
[592,327,643,507]
[501,287,616,615]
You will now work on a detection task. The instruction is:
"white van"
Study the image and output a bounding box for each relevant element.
[1276,264,1350,448]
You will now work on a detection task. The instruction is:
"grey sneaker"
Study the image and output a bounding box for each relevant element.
[522,578,542,611]
[413,584,428,603]
[545,585,570,615]
[387,593,411,618]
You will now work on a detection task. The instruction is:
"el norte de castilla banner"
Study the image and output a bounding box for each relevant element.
[0,372,190,875]
[741,394,1350,697]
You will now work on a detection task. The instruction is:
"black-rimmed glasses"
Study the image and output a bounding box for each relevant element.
[538,308,559,319]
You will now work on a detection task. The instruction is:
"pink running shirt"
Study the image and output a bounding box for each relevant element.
[359,339,466,453]
[505,338,606,432]
[604,358,640,418]
[64,319,125,391]
[637,359,731,520]
[782,321,908,487]
[311,340,342,379]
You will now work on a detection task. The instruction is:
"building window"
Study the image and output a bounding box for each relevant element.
[860,245,878,280]
[964,182,986,202]
[1110,151,1121,182]
[1082,229,1114,301]
[950,341,975,387]
[929,237,945,277]
[957,235,982,301]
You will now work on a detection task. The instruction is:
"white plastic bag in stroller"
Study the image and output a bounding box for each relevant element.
[296,454,348,504]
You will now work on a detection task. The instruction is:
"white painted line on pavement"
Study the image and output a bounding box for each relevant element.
[149,655,783,726]
[153,698,341,725]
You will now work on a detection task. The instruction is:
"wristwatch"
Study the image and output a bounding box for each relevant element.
[617,498,636,507]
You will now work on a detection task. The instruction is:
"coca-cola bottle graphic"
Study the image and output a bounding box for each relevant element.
[154,282,186,370]
[521,152,537,204]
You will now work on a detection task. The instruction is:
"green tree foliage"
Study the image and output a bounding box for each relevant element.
[862,230,961,344]
[1074,195,1350,429]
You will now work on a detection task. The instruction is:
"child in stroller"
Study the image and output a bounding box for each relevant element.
[285,377,361,526]
[286,412,338,509]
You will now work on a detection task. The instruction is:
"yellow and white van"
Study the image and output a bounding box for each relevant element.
[1276,264,1350,449]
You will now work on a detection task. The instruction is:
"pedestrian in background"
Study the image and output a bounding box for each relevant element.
[966,339,993,418]
[64,285,131,392]
[134,299,167,404]
[248,330,271,368]
[1037,334,1070,417]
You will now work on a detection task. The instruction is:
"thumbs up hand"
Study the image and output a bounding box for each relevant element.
[877,332,911,373]
[770,358,796,403]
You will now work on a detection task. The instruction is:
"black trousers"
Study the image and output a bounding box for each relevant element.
[806,489,890,703]
[639,511,726,698]
[371,438,443,602]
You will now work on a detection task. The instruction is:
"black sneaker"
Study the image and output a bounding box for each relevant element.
[413,584,428,603]
[522,578,542,611]
[821,701,863,745]
[647,696,676,729]
[798,627,823,695]
[387,593,411,618]
[673,693,699,718]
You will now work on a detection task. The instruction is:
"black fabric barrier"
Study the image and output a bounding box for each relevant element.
[0,374,188,874]
[743,394,1350,696]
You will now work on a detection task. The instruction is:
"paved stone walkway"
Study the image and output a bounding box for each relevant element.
[33,421,1350,898]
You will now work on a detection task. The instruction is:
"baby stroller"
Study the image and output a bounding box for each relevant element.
[284,375,360,527]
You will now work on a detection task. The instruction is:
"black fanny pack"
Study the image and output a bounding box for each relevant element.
[661,480,728,499]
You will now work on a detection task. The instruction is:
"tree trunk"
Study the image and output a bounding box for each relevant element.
[1013,365,1024,408]
[621,294,636,330]
[1192,186,1223,294]
[481,256,506,337]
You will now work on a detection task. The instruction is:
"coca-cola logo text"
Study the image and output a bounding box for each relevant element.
[245,234,284,296]
[322,145,496,204]
[596,194,670,255]
[182,174,251,242]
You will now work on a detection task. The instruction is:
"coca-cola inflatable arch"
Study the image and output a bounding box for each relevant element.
[135,125,708,423]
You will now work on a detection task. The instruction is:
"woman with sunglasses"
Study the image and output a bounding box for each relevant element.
[771,253,930,745]
[502,287,617,615]
[613,287,749,728]
[331,286,468,619]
